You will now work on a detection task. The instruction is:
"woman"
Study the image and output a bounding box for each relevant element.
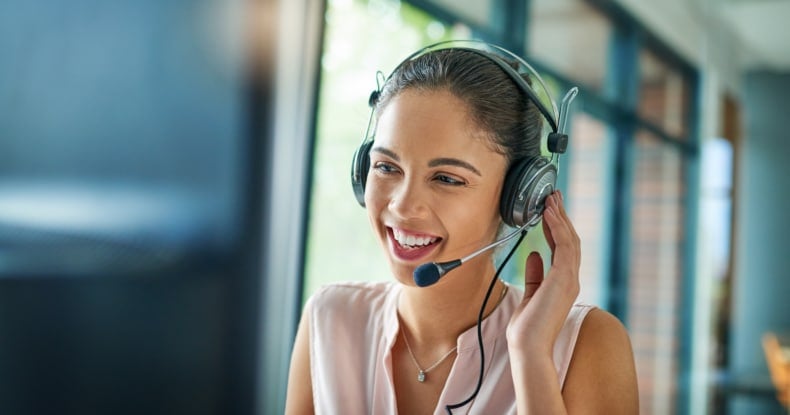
[286,42,638,414]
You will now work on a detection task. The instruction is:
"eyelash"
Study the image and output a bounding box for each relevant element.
[372,162,467,187]
[433,174,466,186]
[373,161,399,174]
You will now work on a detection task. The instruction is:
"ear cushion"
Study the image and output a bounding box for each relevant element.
[500,157,536,227]
[499,157,557,228]
[351,140,374,207]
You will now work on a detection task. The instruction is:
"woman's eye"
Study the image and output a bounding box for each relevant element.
[434,174,465,186]
[373,162,398,174]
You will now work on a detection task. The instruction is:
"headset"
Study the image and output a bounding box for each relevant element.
[350,39,578,229]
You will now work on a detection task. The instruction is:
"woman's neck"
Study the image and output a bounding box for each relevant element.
[396,256,506,350]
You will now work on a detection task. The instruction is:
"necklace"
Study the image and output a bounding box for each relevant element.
[401,329,457,383]
[400,283,509,383]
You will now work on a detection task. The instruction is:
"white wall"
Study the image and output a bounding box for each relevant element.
[730,71,790,415]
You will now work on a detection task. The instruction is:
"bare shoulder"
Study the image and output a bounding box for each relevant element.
[577,308,631,349]
[563,308,639,414]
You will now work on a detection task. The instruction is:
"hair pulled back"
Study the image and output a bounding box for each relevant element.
[375,49,544,165]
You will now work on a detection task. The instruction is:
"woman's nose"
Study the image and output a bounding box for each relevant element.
[388,178,429,220]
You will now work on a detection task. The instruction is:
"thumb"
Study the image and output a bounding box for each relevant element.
[523,251,544,299]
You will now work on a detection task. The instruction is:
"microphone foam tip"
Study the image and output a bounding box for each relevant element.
[413,263,441,287]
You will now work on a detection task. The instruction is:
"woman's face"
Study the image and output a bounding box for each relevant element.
[364,89,508,285]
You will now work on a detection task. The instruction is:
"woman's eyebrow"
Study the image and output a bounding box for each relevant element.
[370,146,399,161]
[371,146,482,176]
[429,158,482,176]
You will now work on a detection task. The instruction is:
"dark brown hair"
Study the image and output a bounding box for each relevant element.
[375,48,544,165]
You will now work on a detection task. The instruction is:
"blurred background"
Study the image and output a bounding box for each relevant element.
[1,0,788,414]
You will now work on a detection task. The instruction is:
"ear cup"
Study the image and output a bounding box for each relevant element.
[351,140,374,207]
[499,157,557,228]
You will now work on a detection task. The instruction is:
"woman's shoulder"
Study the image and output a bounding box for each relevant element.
[568,306,630,349]
[564,307,635,382]
[574,307,631,348]
[306,281,400,346]
[558,304,621,355]
[307,280,398,316]
[562,308,639,412]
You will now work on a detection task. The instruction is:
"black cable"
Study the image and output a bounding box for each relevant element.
[445,230,528,414]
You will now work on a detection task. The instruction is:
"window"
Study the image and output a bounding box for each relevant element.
[638,49,693,138]
[565,112,614,306]
[527,1,698,411]
[429,0,492,28]
[528,0,613,93]
[303,0,470,299]
[628,131,687,415]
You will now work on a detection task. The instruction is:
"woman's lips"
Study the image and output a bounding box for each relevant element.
[387,227,442,262]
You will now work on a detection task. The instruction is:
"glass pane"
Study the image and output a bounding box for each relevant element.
[628,131,686,415]
[528,0,612,93]
[638,49,692,138]
[303,0,470,300]
[429,0,492,28]
[701,137,734,413]
[565,112,613,306]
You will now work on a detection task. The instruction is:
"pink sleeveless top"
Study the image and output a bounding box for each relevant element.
[306,281,594,414]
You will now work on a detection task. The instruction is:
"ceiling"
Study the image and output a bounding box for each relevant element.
[440,0,790,71]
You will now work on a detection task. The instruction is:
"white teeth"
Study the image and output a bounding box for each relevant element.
[393,229,438,247]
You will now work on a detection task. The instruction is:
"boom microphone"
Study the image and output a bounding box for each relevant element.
[413,222,532,287]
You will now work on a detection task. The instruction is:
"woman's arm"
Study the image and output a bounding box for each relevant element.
[509,309,638,415]
[285,310,315,415]
[507,191,578,414]
[507,191,638,414]
[562,309,639,414]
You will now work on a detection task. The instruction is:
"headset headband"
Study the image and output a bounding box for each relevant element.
[376,40,561,133]
[367,40,577,155]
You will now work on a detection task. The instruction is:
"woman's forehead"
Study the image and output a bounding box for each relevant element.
[373,90,507,172]
[375,90,490,149]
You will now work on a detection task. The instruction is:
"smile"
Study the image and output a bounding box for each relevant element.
[387,227,442,262]
[392,228,440,248]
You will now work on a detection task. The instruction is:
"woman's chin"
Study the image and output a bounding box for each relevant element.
[386,262,420,286]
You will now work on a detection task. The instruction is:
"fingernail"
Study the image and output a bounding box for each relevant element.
[558,190,564,201]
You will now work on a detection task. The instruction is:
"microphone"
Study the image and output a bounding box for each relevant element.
[413,222,532,287]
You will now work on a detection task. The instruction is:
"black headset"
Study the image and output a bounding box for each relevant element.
[350,40,575,229]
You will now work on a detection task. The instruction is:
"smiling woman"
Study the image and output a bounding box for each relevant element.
[364,89,506,287]
[286,41,638,414]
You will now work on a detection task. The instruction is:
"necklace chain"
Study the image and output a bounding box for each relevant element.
[400,283,509,383]
[401,328,457,383]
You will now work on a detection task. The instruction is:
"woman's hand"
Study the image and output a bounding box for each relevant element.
[506,190,581,356]
[505,191,639,415]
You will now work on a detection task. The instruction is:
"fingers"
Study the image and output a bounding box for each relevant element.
[542,200,555,264]
[543,191,580,270]
[520,192,580,307]
[523,251,543,299]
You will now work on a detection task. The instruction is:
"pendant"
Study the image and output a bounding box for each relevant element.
[417,370,426,383]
